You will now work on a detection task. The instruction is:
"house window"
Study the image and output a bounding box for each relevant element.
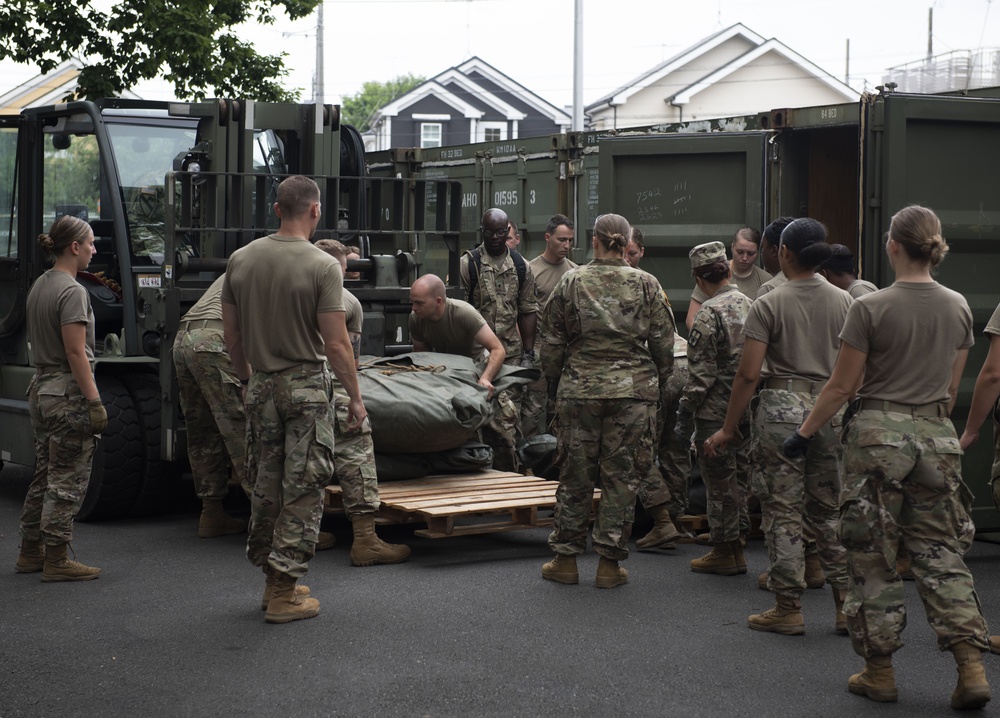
[420,123,442,148]
[478,121,507,143]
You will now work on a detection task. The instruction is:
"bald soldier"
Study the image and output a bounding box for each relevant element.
[409,274,506,398]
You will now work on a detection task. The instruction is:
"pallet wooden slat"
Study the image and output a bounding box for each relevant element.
[325,472,599,538]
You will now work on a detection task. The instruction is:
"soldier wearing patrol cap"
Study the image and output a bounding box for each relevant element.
[676,241,752,576]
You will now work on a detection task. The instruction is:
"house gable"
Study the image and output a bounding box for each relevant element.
[585,23,859,129]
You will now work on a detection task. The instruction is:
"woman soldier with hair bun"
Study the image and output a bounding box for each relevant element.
[706,218,851,636]
[676,241,752,576]
[788,205,991,709]
[15,215,107,581]
[540,213,674,589]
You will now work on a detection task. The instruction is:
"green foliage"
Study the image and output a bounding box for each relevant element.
[341,74,426,132]
[0,0,322,101]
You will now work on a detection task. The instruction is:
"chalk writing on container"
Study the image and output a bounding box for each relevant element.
[672,179,692,217]
[635,186,663,222]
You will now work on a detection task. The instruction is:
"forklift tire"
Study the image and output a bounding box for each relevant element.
[121,372,181,517]
[77,375,144,521]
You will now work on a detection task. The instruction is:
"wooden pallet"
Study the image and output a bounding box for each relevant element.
[325,470,600,539]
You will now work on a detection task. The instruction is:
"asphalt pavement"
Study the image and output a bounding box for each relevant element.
[2,461,1000,718]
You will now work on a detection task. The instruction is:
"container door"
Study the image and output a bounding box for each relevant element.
[598,132,771,321]
[863,92,1000,530]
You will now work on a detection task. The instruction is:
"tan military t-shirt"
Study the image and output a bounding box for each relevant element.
[754,271,788,300]
[528,255,578,305]
[986,303,1000,338]
[691,263,771,304]
[344,290,363,335]
[744,277,852,382]
[408,298,487,359]
[27,270,95,367]
[222,234,345,373]
[848,279,878,299]
[182,274,224,322]
[840,281,973,405]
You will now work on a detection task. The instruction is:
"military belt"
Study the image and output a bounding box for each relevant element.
[858,399,949,418]
[178,319,224,332]
[764,377,826,394]
[35,362,94,375]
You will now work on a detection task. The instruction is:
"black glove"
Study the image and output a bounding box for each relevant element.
[675,411,695,442]
[783,429,812,458]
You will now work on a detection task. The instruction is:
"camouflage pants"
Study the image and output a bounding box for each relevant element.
[482,385,521,472]
[172,328,246,500]
[840,409,989,657]
[549,398,656,561]
[752,389,847,597]
[637,395,692,518]
[332,387,380,517]
[520,381,548,440]
[244,365,336,579]
[21,372,98,545]
[694,418,750,543]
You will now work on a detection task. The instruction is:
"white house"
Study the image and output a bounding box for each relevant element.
[586,24,859,130]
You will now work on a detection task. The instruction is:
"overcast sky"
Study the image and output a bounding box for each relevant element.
[3,0,998,108]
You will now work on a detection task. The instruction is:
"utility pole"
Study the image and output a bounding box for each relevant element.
[927,6,933,60]
[314,1,325,104]
[573,0,583,132]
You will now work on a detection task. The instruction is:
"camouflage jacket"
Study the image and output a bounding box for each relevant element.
[460,244,539,362]
[679,283,750,421]
[540,259,673,401]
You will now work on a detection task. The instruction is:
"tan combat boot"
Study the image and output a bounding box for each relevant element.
[848,655,898,702]
[804,549,825,589]
[733,538,748,575]
[757,571,769,591]
[950,641,991,710]
[636,504,681,551]
[42,543,101,582]
[542,554,579,585]
[264,569,320,624]
[198,498,248,538]
[595,556,628,589]
[260,566,311,610]
[832,588,848,635]
[672,516,697,544]
[748,595,805,635]
[15,539,45,573]
[690,541,740,576]
[349,515,410,566]
[316,531,336,551]
[989,636,1000,655]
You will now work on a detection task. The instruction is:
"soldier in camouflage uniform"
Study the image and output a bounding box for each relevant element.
[17,215,107,582]
[540,213,673,589]
[677,241,752,576]
[315,239,410,567]
[626,230,690,550]
[460,208,540,470]
[224,176,366,624]
[635,338,692,549]
[706,219,851,636]
[790,206,990,709]
[172,274,249,538]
